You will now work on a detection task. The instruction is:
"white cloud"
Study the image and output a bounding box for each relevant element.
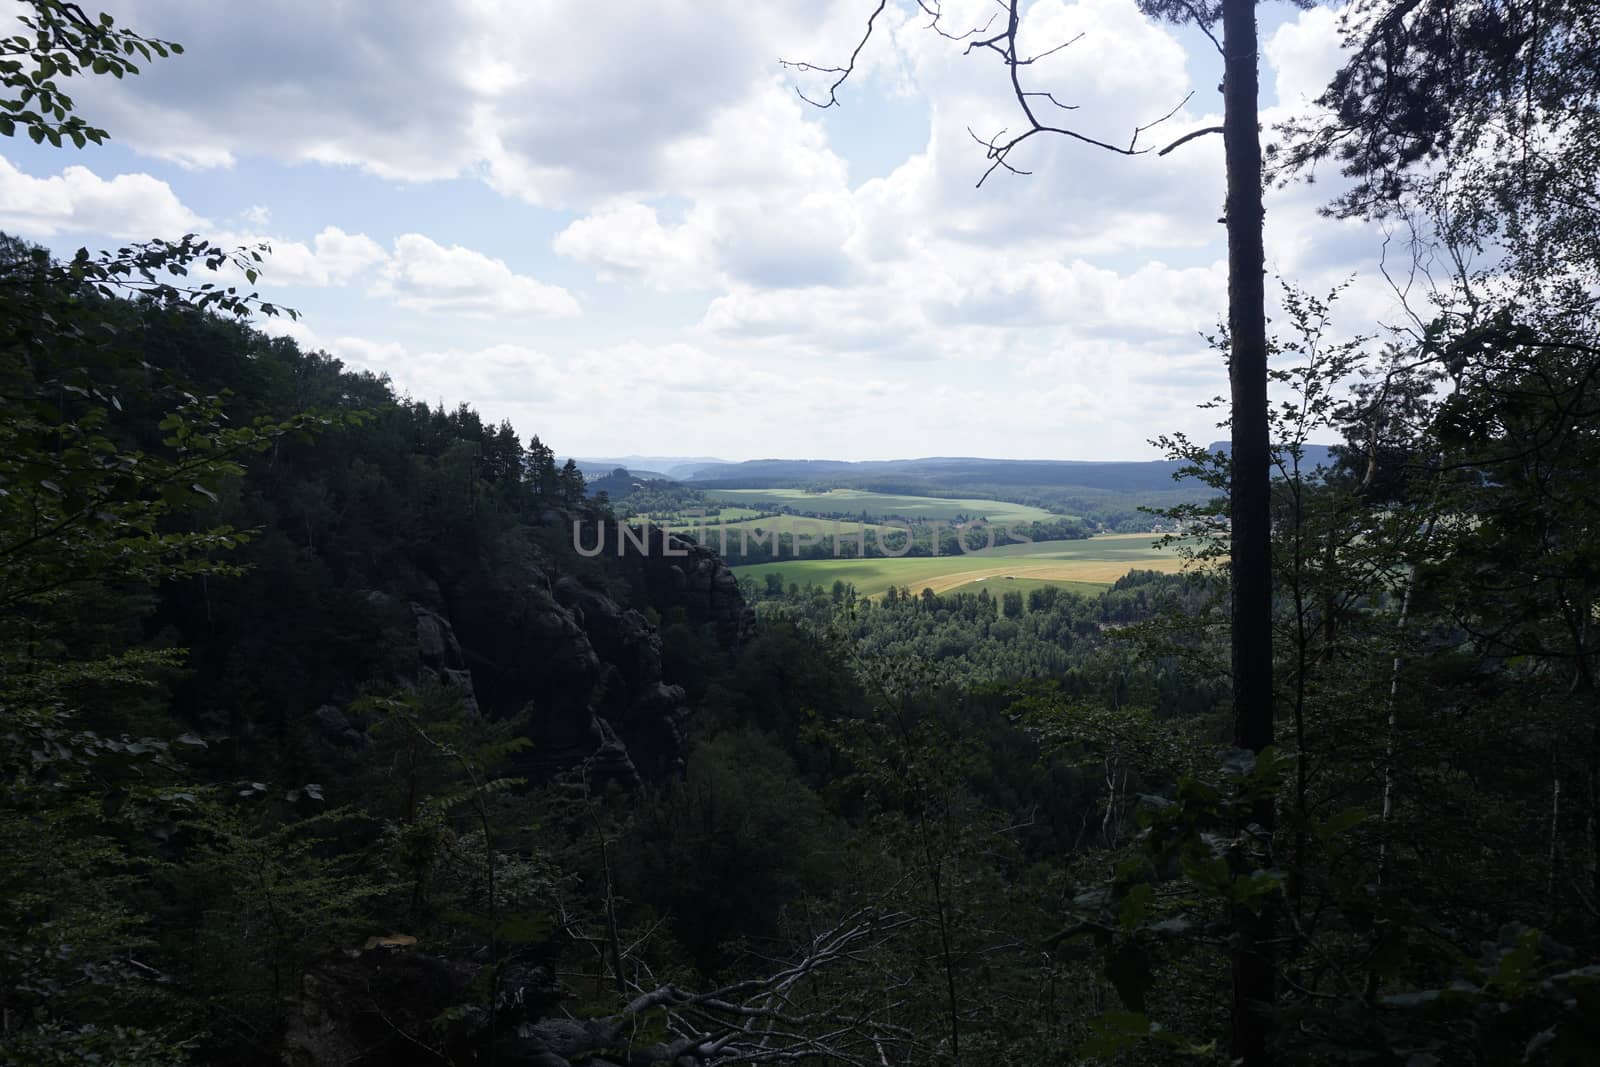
[64,1,868,205]
[0,0,1407,460]
[305,329,1227,461]
[0,155,206,238]
[372,234,580,318]
[1265,6,1348,109]
[554,201,719,290]
[225,226,388,287]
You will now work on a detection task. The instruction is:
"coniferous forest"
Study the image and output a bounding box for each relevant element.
[3,0,1600,1064]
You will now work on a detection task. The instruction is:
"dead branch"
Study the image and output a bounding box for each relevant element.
[778,0,889,109]
[785,0,1196,187]
[510,908,918,1066]
[1159,123,1224,156]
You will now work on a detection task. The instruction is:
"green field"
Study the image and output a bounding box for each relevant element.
[643,505,765,524]
[944,575,1111,600]
[702,488,1057,525]
[734,533,1185,599]
[663,514,902,542]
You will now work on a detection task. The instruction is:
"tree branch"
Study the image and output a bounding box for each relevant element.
[778,0,888,108]
[787,0,1194,187]
[1158,123,1224,156]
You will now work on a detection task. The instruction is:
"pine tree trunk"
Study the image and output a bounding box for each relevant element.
[1222,0,1275,1059]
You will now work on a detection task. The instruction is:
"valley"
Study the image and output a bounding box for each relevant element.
[733,531,1187,598]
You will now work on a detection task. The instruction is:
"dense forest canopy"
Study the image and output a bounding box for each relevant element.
[2,0,1600,1065]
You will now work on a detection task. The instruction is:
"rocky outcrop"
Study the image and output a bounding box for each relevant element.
[612,524,755,647]
[414,565,718,785]
[311,704,368,749]
[412,602,480,715]
[497,574,699,785]
[281,945,563,1067]
[551,576,689,781]
[311,517,754,785]
[282,949,478,1067]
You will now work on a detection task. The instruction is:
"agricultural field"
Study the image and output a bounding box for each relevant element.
[662,513,902,543]
[643,505,766,524]
[702,488,1059,525]
[733,533,1189,599]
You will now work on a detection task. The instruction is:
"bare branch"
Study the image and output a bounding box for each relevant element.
[786,0,1195,188]
[778,0,887,109]
[1134,90,1196,140]
[1158,123,1224,156]
[913,0,999,42]
[1000,31,1085,66]
[1172,0,1225,55]
[1021,90,1080,112]
[510,908,918,1066]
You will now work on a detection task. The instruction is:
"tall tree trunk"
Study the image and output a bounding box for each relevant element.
[1222,0,1275,1060]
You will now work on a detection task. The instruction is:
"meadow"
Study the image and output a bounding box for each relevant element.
[701,488,1059,525]
[647,505,766,524]
[663,513,902,542]
[732,532,1188,599]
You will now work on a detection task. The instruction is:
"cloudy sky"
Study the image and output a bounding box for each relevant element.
[0,0,1398,461]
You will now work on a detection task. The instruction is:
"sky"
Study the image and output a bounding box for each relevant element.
[0,0,1403,461]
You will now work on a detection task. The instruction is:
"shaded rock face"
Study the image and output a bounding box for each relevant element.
[312,704,368,749]
[281,946,563,1067]
[282,950,477,1067]
[421,566,732,785]
[413,603,481,715]
[312,517,753,785]
[611,525,756,648]
[495,575,697,785]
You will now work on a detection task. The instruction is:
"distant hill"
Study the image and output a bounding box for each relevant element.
[685,457,1182,492]
[574,463,672,482]
[584,467,648,499]
[680,446,1342,495]
[572,455,728,479]
[1205,441,1339,470]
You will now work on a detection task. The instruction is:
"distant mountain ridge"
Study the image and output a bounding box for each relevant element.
[672,445,1340,493]
[571,455,729,480]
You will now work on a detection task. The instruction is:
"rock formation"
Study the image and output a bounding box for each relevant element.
[307,513,754,786]
[611,523,755,647]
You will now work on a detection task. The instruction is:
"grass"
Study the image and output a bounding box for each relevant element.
[661,514,902,542]
[941,575,1110,600]
[641,505,765,523]
[732,533,1187,599]
[702,488,1058,525]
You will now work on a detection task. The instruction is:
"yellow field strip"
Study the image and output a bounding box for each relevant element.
[908,557,1187,596]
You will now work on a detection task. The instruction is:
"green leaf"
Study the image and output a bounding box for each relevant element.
[1118,882,1153,930]
[1492,927,1541,993]
[1107,941,1154,1011]
[497,913,554,944]
[1081,1010,1154,1057]
[1318,806,1368,840]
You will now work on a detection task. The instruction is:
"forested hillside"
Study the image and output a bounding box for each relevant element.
[3,0,1600,1065]
[685,456,1224,532]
